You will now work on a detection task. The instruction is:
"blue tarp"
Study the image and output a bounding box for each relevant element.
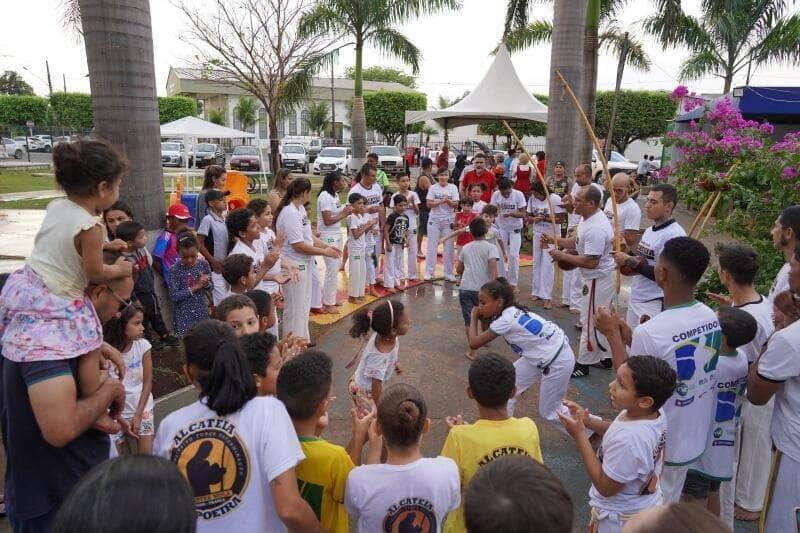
[676,86,800,122]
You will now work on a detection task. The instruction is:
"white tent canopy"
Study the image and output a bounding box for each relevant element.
[405,45,548,128]
[160,115,256,139]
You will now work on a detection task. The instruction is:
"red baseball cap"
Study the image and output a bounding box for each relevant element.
[167,203,192,220]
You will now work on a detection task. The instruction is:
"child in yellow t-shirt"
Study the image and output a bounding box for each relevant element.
[441,353,544,533]
[276,349,380,533]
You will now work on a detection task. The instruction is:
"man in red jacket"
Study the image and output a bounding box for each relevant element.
[459,153,496,202]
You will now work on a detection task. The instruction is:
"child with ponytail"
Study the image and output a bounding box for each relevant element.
[345,383,460,532]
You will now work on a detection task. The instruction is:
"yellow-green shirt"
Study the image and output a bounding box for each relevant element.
[296,437,354,533]
[440,417,543,532]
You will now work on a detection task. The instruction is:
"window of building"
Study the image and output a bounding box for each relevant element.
[287,110,298,136]
[258,108,268,139]
[301,109,310,136]
[277,116,285,138]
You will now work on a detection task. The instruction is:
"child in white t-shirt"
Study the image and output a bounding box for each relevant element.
[104,303,155,454]
[345,383,460,532]
[469,183,487,215]
[347,193,377,302]
[559,355,676,533]
[682,307,756,523]
[348,300,410,411]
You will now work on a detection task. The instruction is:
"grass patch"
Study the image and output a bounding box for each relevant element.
[0,170,56,194]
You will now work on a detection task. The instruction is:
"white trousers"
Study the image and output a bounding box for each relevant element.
[660,463,691,504]
[507,343,575,432]
[426,217,455,278]
[282,259,312,341]
[498,227,522,286]
[211,272,228,306]
[578,272,616,365]
[764,451,800,533]
[590,508,637,533]
[383,245,406,288]
[734,397,775,512]
[532,231,554,299]
[320,232,342,307]
[405,229,419,279]
[562,268,583,310]
[348,249,367,298]
[310,258,322,309]
[365,242,376,285]
[625,298,663,330]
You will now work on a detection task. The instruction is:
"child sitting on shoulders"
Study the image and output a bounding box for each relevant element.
[345,383,460,532]
[558,355,676,533]
[277,350,379,533]
[347,300,410,411]
[441,353,543,532]
[116,220,178,351]
[221,253,257,298]
[239,331,282,396]
[682,307,757,523]
[197,189,229,305]
[167,233,211,336]
[216,294,260,336]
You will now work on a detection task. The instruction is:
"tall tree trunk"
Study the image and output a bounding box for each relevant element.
[79,0,164,229]
[723,70,734,93]
[605,35,628,162]
[575,0,599,166]
[546,0,588,176]
[268,110,280,177]
[351,41,367,170]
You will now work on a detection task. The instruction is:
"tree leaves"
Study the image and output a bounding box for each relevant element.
[363,90,426,144]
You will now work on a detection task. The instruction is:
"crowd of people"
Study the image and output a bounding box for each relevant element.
[0,137,799,533]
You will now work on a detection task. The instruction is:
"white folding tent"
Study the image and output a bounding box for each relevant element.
[405,45,548,130]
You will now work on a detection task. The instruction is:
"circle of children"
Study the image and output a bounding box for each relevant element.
[1,139,799,533]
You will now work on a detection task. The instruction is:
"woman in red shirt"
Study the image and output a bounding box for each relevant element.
[513,152,533,199]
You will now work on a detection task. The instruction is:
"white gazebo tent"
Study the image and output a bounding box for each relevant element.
[160,116,262,190]
[405,44,547,134]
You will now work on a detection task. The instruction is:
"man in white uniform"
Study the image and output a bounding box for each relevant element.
[527,180,564,306]
[490,179,527,288]
[767,205,800,302]
[747,245,800,533]
[548,185,615,378]
[604,173,641,251]
[561,164,603,316]
[613,184,685,329]
[596,236,721,503]
[350,164,385,291]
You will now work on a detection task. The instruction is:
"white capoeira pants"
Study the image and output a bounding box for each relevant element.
[498,227,522,286]
[625,298,663,330]
[426,216,455,278]
[589,507,639,533]
[382,245,405,288]
[532,230,554,300]
[282,258,312,341]
[764,450,800,533]
[320,232,342,307]
[310,258,322,309]
[734,397,775,513]
[507,343,574,432]
[365,239,377,285]
[561,268,583,310]
[660,463,691,504]
[348,248,367,298]
[405,229,419,279]
[578,271,616,365]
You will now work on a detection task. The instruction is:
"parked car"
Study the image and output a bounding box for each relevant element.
[161,142,186,167]
[283,135,323,162]
[2,137,26,159]
[53,136,72,147]
[229,145,262,171]
[368,145,404,176]
[33,135,52,152]
[0,141,8,159]
[191,143,225,168]
[280,143,309,173]
[312,146,352,175]
[591,149,638,182]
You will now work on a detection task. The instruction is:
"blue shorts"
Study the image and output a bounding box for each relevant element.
[459,290,479,326]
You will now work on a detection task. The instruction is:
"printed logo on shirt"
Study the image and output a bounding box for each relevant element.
[639,430,666,496]
[383,497,437,533]
[298,479,324,520]
[477,446,531,467]
[169,419,251,521]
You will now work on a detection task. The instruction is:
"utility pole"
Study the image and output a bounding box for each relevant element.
[63,73,66,92]
[330,62,336,143]
[45,60,53,95]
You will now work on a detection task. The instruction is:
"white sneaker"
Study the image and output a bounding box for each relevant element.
[444,275,457,282]
[423,275,433,281]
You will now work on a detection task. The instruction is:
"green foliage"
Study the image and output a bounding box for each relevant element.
[49,92,94,131]
[233,97,257,130]
[0,94,49,127]
[158,96,198,124]
[304,100,330,136]
[0,71,34,96]
[478,93,549,137]
[363,90,427,144]
[207,109,225,125]
[594,90,676,153]
[345,66,416,88]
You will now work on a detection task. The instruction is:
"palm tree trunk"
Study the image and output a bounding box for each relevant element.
[605,35,628,162]
[79,0,164,229]
[351,40,367,167]
[723,70,734,93]
[575,0,599,166]
[546,0,588,176]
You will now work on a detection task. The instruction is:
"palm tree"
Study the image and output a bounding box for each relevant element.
[208,109,225,125]
[298,0,459,164]
[304,100,330,136]
[70,0,164,229]
[645,0,800,93]
[422,125,438,145]
[234,97,257,133]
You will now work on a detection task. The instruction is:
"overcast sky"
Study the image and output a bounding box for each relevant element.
[3,0,800,104]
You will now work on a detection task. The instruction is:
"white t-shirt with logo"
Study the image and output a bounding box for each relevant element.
[589,409,667,514]
[604,197,641,233]
[629,220,686,303]
[692,350,749,480]
[276,202,313,264]
[316,190,344,234]
[348,213,368,254]
[630,301,721,465]
[568,182,604,228]
[576,210,615,280]
[427,183,459,220]
[116,338,154,419]
[737,296,774,363]
[390,190,421,231]
[345,457,460,533]
[756,319,800,462]
[231,238,275,294]
[154,396,304,533]
[527,193,564,234]
[768,262,791,303]
[489,306,566,365]
[353,333,399,393]
[471,200,487,215]
[490,189,527,231]
[351,181,384,226]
